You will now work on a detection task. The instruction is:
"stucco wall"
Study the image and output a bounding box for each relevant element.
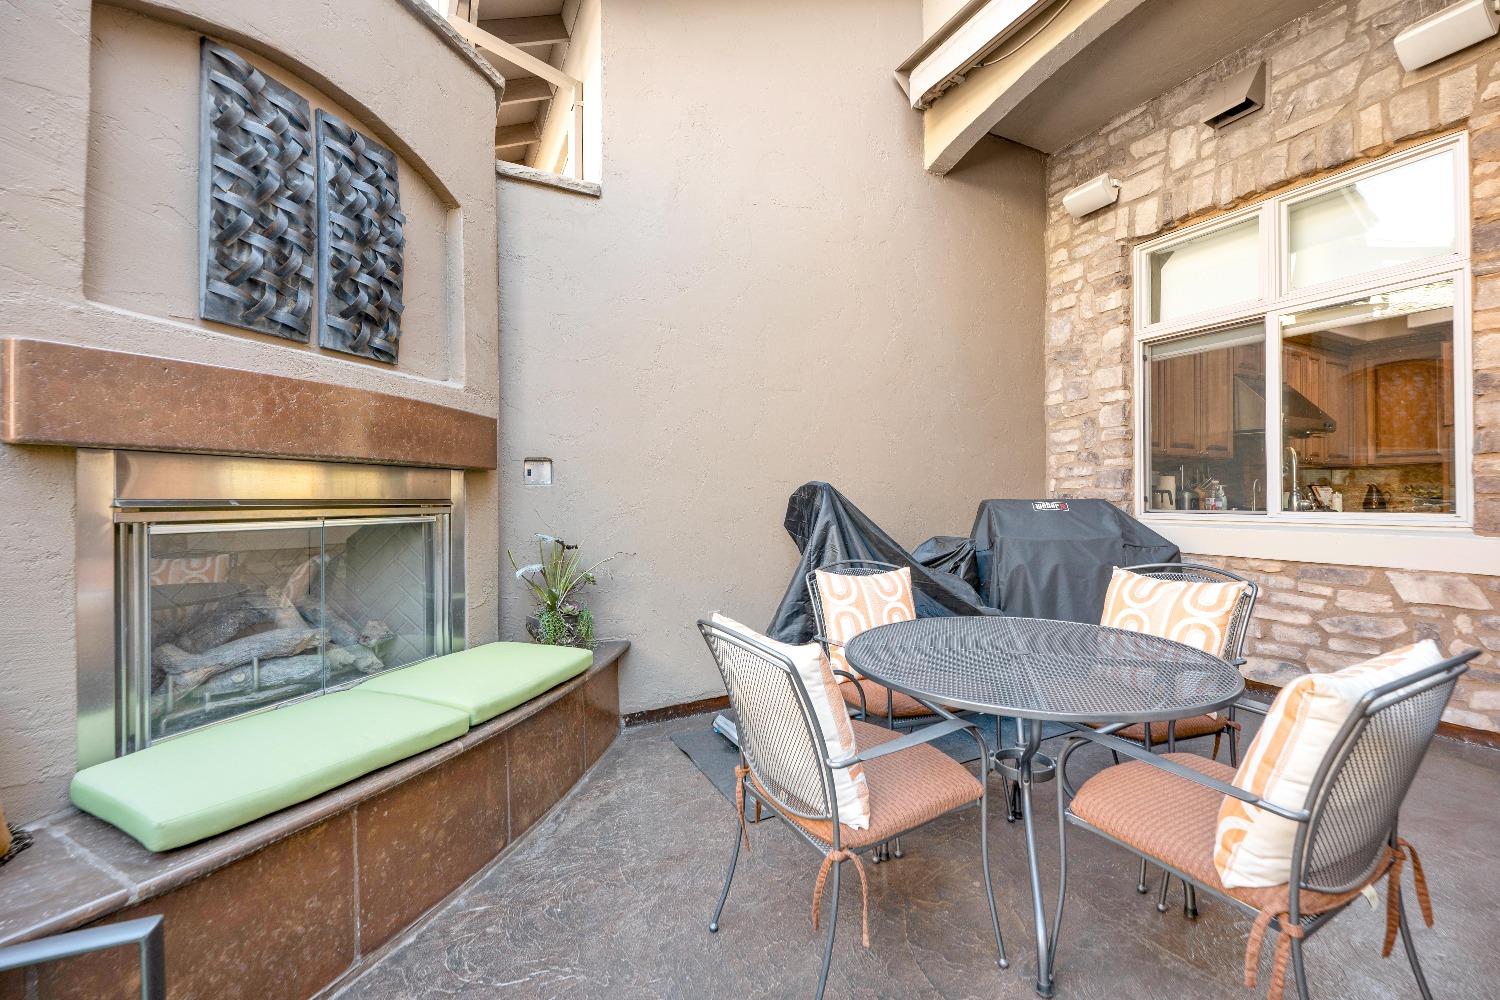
[496,0,1047,716]
[1041,0,1500,732]
[0,0,501,823]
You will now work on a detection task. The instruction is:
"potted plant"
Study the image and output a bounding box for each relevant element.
[508,534,612,649]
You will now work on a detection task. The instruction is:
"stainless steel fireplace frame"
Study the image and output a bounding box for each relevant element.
[76,451,468,769]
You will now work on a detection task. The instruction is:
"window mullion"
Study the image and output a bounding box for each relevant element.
[1264,311,1284,518]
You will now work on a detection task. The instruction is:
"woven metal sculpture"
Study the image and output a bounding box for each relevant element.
[316,111,405,364]
[197,40,315,341]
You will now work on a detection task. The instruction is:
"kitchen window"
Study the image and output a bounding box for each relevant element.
[1133,135,1471,526]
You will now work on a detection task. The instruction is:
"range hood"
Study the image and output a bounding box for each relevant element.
[1234,374,1336,437]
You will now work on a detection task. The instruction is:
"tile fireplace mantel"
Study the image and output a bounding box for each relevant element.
[0,339,497,470]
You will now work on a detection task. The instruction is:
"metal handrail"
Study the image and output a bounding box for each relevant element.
[0,916,165,1000]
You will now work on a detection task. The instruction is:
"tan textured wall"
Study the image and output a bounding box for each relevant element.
[496,0,1047,716]
[0,0,501,823]
[1041,0,1500,732]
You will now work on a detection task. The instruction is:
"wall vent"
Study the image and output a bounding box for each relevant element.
[1202,62,1266,129]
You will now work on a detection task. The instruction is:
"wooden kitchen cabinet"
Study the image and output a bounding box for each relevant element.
[1366,356,1445,462]
[1321,354,1353,464]
[1283,344,1325,463]
[1282,342,1355,465]
[1198,350,1234,458]
[1148,352,1234,459]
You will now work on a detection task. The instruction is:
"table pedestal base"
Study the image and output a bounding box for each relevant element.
[992,748,1054,784]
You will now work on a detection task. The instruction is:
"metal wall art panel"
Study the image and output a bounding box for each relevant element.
[316,111,406,364]
[198,40,315,341]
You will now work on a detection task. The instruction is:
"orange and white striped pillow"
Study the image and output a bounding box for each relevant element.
[710,613,872,829]
[1213,640,1443,889]
[814,567,916,679]
[1100,567,1247,659]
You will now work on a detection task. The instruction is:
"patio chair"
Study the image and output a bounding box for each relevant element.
[1102,561,1257,904]
[1105,562,1258,762]
[698,619,1007,1000]
[1055,648,1478,1000]
[806,559,942,729]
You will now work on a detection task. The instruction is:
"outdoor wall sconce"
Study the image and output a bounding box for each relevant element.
[1201,61,1266,130]
[1062,174,1121,219]
[1394,0,1499,71]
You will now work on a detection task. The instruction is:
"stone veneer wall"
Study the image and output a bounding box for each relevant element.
[1042,0,1500,734]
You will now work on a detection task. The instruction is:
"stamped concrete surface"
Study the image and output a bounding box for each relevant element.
[334,714,1500,999]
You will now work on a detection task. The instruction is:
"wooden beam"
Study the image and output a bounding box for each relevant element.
[478,15,568,48]
[494,124,538,149]
[448,16,576,91]
[500,76,552,106]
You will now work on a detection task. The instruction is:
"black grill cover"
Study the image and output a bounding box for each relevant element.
[970,499,1179,623]
[765,483,993,643]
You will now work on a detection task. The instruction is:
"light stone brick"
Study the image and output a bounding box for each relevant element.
[1272,23,1348,75]
[1335,589,1394,613]
[1131,198,1160,236]
[1439,66,1478,125]
[1168,127,1199,169]
[1270,591,1329,610]
[1386,572,1493,610]
[1388,86,1434,138]
[1358,65,1400,107]
[1307,649,1364,671]
[1318,615,1409,639]
[1272,623,1321,645]
[1255,604,1314,626]
[1357,103,1384,151]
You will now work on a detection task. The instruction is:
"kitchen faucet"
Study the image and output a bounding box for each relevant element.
[1285,445,1307,511]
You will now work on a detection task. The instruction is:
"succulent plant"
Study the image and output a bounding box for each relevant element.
[508,534,612,649]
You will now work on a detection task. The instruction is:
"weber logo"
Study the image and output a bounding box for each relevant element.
[1032,501,1070,511]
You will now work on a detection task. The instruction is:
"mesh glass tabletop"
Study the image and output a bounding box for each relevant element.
[844,616,1244,724]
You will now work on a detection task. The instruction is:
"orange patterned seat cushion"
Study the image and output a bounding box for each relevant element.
[753,720,981,848]
[838,680,934,719]
[1116,712,1230,744]
[1071,753,1378,917]
[1100,567,1247,659]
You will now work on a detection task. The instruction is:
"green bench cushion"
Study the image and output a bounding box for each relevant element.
[357,641,593,725]
[70,690,469,852]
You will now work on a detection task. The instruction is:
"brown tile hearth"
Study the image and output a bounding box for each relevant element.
[355,734,509,952]
[581,658,621,770]
[506,688,586,840]
[30,815,357,1000]
[0,644,625,999]
[0,339,497,470]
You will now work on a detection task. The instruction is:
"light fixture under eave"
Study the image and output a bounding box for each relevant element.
[1062,174,1121,219]
[1394,0,1500,72]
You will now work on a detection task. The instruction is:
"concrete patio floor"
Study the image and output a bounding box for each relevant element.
[334,713,1500,999]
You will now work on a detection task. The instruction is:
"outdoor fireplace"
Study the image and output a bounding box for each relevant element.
[77,450,465,768]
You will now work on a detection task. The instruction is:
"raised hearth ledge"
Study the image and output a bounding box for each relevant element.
[0,641,625,953]
[0,339,497,470]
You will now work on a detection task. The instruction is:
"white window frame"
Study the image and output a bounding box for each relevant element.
[1130,134,1475,542]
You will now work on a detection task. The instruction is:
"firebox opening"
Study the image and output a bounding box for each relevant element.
[77,451,466,768]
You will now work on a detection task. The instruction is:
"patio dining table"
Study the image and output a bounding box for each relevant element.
[844,615,1244,998]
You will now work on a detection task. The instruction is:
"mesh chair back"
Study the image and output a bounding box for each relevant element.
[805,560,902,643]
[1122,562,1258,662]
[698,622,835,822]
[1295,652,1473,896]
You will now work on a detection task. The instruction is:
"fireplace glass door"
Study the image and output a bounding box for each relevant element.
[126,514,446,746]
